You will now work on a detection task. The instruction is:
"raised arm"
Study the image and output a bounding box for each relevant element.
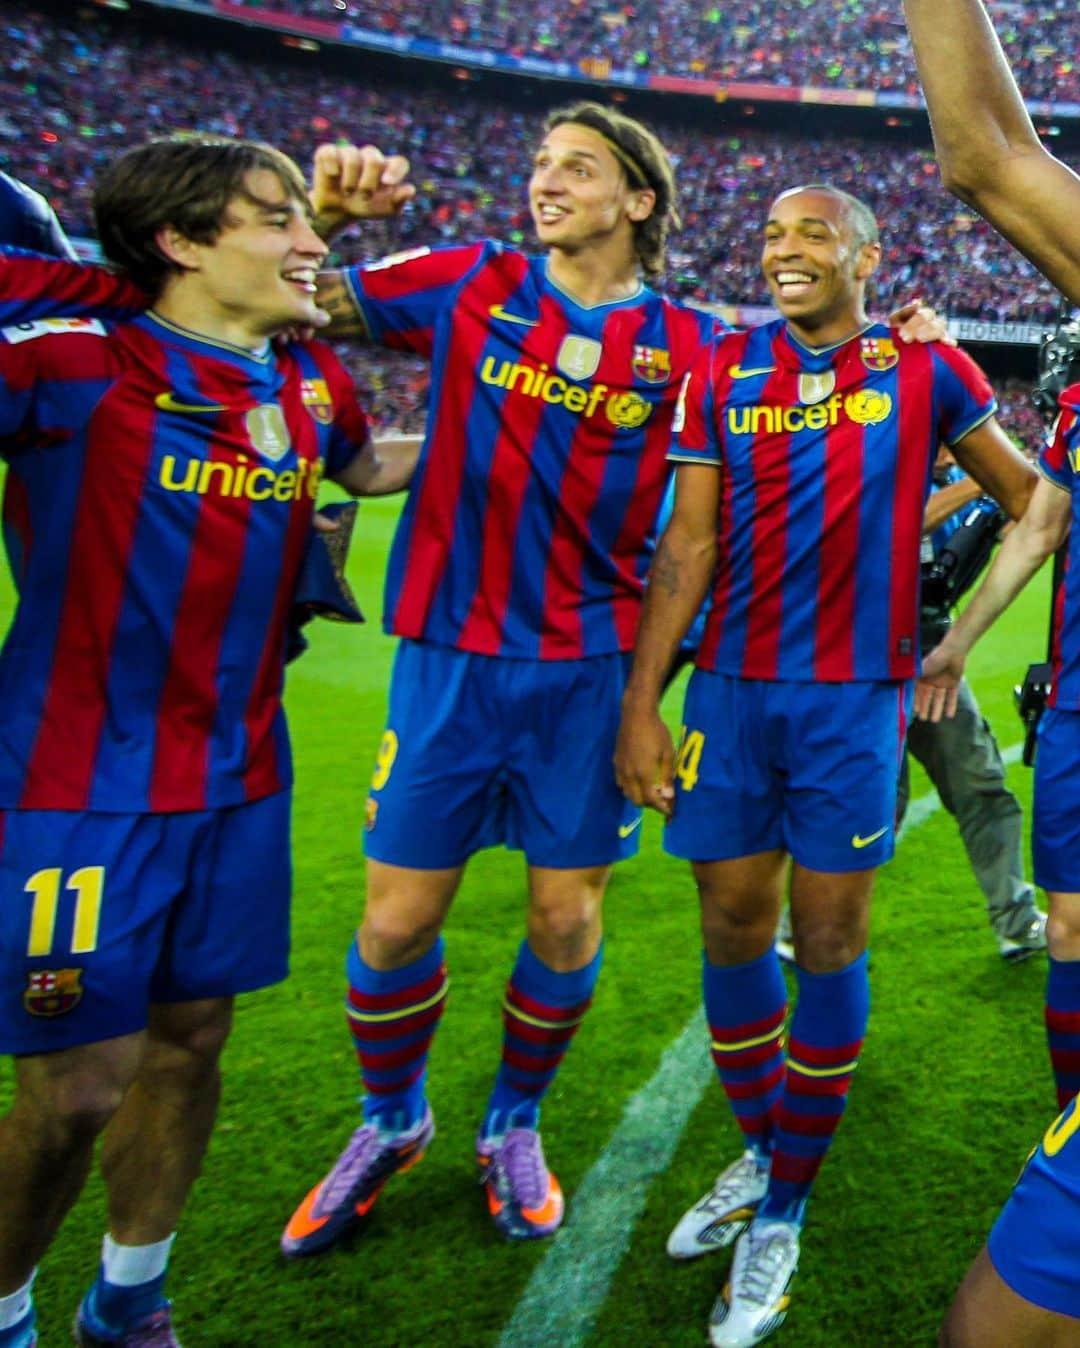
[614,461,719,815]
[904,0,1080,302]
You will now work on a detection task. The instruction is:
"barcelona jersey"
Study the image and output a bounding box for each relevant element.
[1039,389,1080,710]
[672,320,996,682]
[0,280,368,812]
[344,240,717,658]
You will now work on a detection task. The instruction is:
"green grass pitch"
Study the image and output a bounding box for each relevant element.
[0,492,1055,1347]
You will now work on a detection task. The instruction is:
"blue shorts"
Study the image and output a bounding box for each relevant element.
[1033,708,1080,892]
[664,672,909,872]
[363,641,641,870]
[988,1093,1080,1318]
[0,793,291,1055]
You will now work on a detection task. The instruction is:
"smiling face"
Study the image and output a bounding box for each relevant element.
[761,187,882,346]
[159,168,328,344]
[528,122,654,267]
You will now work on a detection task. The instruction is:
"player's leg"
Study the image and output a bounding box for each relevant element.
[709,679,900,1348]
[75,793,294,1344]
[470,653,638,1239]
[662,674,791,1264]
[0,807,188,1348]
[474,862,609,1240]
[74,998,233,1347]
[284,642,499,1256]
[944,1093,1080,1347]
[912,678,1044,958]
[0,1038,144,1348]
[941,1247,1080,1348]
[1032,709,1080,1109]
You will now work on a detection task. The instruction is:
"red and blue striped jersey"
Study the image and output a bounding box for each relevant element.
[1039,391,1080,710]
[672,320,996,682]
[344,241,718,658]
[0,296,368,812]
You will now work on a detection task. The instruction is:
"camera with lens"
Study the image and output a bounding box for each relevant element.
[1014,661,1052,767]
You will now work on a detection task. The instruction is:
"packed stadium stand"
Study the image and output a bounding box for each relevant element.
[1,0,1057,437]
[221,0,1080,102]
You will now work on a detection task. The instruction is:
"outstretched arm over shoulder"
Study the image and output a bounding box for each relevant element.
[904,0,1080,303]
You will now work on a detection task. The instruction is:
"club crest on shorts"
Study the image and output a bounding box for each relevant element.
[246,404,291,461]
[860,336,899,371]
[300,378,334,424]
[24,968,83,1017]
[365,796,379,831]
[798,370,836,405]
[556,335,602,382]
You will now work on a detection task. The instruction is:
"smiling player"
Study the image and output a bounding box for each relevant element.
[615,183,1036,1348]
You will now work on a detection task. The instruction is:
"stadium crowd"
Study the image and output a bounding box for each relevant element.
[0,0,1048,435]
[231,0,1080,103]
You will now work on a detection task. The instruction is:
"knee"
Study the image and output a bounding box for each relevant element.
[360,905,442,967]
[19,1059,134,1150]
[792,915,866,972]
[699,890,777,961]
[528,877,606,947]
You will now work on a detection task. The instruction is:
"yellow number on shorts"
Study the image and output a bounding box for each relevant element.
[675,727,706,793]
[25,866,105,957]
[370,730,400,791]
[1044,1097,1080,1158]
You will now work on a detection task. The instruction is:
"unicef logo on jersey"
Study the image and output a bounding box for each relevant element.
[245,404,291,462]
[844,390,893,425]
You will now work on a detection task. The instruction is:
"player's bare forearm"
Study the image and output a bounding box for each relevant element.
[624,524,714,710]
[315,270,367,339]
[951,419,1037,522]
[904,0,1080,302]
[335,434,422,496]
[945,481,1069,658]
[922,476,982,534]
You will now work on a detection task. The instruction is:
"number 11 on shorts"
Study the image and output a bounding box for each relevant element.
[25,866,105,957]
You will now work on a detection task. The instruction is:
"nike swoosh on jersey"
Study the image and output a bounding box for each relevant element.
[489,304,540,327]
[851,827,888,849]
[155,392,229,414]
[728,364,777,379]
[618,817,643,839]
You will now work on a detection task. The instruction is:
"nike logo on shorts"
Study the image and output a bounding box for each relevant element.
[618,817,643,839]
[851,827,888,849]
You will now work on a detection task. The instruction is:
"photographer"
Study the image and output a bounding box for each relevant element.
[899,446,1047,960]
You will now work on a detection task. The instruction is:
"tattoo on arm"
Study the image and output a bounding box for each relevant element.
[316,272,366,338]
[652,543,683,597]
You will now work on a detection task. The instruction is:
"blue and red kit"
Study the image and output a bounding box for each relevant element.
[344,241,717,867]
[0,298,367,813]
[666,320,991,870]
[344,240,717,660]
[0,257,369,1048]
[672,320,996,682]
[1039,390,1080,711]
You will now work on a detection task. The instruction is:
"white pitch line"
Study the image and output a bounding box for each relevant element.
[497,745,1025,1348]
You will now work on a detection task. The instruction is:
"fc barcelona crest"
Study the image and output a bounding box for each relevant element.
[300,378,334,425]
[860,337,899,372]
[245,404,291,462]
[556,335,602,382]
[798,370,836,405]
[24,968,83,1017]
[632,344,671,384]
